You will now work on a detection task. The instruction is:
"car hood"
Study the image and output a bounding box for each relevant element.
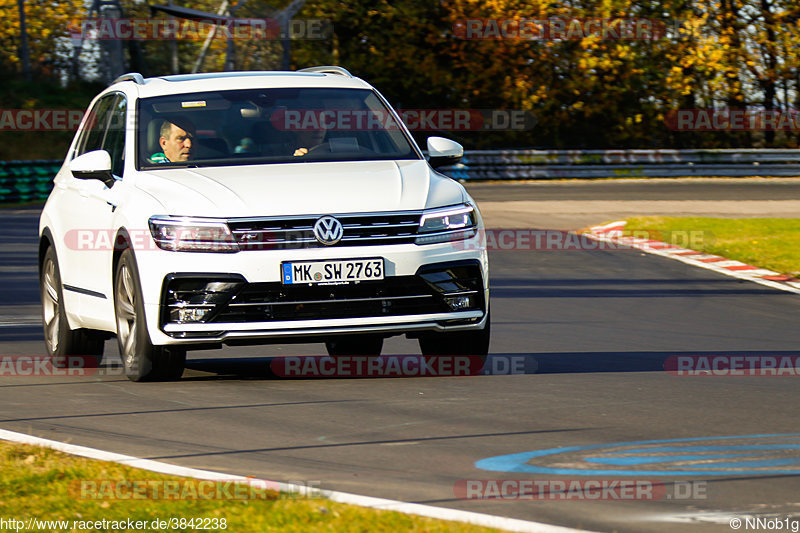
[134,160,466,217]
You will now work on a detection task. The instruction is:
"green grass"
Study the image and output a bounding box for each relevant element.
[0,441,501,532]
[0,78,102,161]
[622,216,800,276]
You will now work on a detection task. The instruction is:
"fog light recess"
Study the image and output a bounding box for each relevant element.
[171,307,213,323]
[445,295,472,310]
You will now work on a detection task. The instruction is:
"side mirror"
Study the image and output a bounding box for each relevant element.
[427,137,463,169]
[70,150,113,185]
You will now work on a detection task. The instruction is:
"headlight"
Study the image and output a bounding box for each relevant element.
[415,204,477,245]
[149,216,239,252]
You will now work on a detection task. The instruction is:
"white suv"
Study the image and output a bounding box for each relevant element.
[39,67,489,381]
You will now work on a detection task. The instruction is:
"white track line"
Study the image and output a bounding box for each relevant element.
[0,428,592,533]
[0,315,42,327]
[587,221,800,296]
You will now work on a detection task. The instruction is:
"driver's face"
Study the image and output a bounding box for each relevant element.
[295,128,326,147]
[161,124,194,162]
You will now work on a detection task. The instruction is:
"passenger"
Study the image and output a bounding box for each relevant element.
[235,137,256,154]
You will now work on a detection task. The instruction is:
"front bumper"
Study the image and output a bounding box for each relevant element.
[138,241,489,346]
[159,261,486,344]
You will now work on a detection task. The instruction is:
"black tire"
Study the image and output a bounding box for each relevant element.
[114,249,185,382]
[325,335,384,356]
[40,246,105,367]
[419,312,490,363]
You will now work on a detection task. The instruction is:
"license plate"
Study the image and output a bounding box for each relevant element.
[281,258,384,284]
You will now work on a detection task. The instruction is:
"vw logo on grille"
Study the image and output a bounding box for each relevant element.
[313,216,344,245]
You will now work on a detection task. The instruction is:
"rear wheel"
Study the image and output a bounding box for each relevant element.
[40,246,104,366]
[114,249,185,382]
[325,335,384,356]
[419,313,490,363]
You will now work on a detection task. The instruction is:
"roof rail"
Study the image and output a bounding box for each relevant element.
[112,72,145,85]
[297,65,352,77]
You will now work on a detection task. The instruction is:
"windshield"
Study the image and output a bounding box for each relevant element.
[137,87,420,168]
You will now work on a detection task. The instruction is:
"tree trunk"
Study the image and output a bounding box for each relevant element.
[17,0,31,81]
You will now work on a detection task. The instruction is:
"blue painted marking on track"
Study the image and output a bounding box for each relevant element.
[475,433,800,476]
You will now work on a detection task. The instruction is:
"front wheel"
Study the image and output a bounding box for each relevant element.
[40,246,104,365]
[114,249,185,382]
[418,313,490,363]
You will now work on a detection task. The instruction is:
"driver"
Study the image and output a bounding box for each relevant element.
[292,123,327,157]
[149,118,195,163]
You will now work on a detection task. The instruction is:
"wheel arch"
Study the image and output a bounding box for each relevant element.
[38,228,55,275]
[112,227,133,283]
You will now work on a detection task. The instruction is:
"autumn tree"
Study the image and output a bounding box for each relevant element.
[0,0,84,78]
[3,0,800,149]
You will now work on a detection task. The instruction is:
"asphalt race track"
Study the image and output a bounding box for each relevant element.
[2,179,800,532]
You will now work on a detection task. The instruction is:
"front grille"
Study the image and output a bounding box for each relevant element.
[159,261,485,330]
[227,211,422,250]
[212,276,443,322]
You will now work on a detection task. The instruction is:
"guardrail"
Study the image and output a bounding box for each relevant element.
[439,148,800,179]
[2,149,799,205]
[0,160,62,204]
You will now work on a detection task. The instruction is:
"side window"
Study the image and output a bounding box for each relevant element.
[74,94,116,158]
[103,96,127,177]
